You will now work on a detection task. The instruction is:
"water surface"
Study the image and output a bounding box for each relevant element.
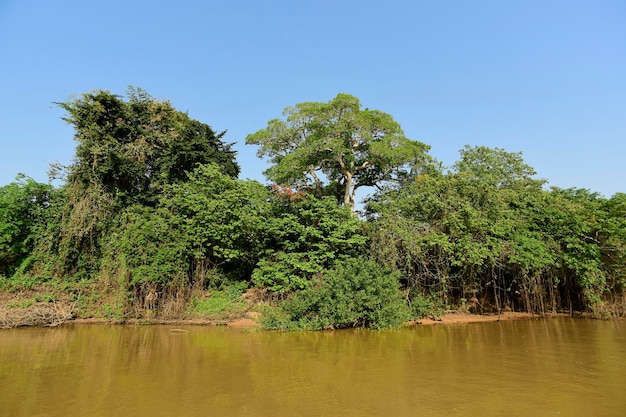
[1,318,624,416]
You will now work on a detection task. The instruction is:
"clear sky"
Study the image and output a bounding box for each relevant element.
[1,0,625,198]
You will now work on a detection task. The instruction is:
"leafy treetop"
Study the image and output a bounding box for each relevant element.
[246,93,429,212]
[58,87,239,205]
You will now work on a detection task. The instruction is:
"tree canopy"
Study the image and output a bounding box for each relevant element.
[35,87,241,279]
[58,87,239,204]
[246,93,429,211]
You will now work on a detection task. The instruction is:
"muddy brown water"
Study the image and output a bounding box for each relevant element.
[1,318,624,417]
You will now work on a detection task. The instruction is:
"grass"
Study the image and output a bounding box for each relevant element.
[189,283,248,318]
[5,297,35,309]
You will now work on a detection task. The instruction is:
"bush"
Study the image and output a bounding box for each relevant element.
[410,292,443,318]
[264,258,410,330]
[252,195,367,293]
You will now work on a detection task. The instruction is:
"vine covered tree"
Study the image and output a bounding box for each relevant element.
[58,87,239,204]
[246,93,429,212]
[36,87,240,279]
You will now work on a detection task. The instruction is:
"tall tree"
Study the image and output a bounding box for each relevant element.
[453,145,541,189]
[58,87,239,204]
[246,93,429,212]
[35,87,240,279]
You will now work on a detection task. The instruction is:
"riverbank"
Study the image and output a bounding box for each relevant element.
[68,311,262,328]
[413,311,572,325]
[0,284,610,330]
[1,298,577,329]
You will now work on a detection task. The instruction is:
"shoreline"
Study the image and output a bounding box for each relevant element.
[412,311,572,326]
[68,312,261,328]
[0,294,598,330]
[57,310,577,329]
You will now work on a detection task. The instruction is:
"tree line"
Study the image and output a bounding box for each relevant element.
[1,88,624,328]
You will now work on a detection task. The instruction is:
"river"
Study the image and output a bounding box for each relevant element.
[1,318,624,416]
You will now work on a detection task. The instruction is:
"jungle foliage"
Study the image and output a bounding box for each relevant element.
[0,175,54,277]
[261,258,409,330]
[1,89,624,329]
[368,146,626,316]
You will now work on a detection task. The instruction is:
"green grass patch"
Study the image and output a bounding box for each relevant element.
[5,297,35,309]
[190,283,247,317]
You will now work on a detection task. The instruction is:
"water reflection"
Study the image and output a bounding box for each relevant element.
[1,319,624,417]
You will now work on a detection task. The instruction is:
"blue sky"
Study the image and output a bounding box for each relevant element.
[1,0,625,198]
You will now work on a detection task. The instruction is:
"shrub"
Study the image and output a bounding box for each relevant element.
[252,195,367,293]
[265,258,410,330]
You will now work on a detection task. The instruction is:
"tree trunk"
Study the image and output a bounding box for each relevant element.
[343,172,355,213]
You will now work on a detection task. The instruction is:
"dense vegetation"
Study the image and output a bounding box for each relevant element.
[1,88,624,329]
